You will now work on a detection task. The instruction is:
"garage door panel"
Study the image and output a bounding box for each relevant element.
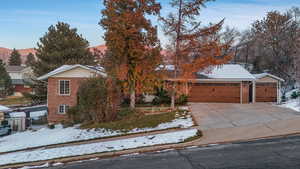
[256,83,277,102]
[188,83,240,103]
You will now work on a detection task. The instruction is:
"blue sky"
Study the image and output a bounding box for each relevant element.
[0,0,299,49]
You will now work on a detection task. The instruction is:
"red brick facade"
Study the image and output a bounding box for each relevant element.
[14,84,32,93]
[47,77,88,123]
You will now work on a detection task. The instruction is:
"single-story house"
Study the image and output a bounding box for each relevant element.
[38,64,283,123]
[37,65,106,123]
[187,64,284,104]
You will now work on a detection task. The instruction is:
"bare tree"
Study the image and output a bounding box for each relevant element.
[236,8,300,94]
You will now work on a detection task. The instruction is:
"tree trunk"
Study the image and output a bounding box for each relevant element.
[171,89,175,109]
[171,0,182,110]
[130,89,135,109]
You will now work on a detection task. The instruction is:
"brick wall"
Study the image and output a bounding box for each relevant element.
[47,77,87,123]
[14,84,32,93]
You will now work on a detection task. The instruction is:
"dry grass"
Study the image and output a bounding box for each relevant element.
[0,96,31,106]
[81,108,187,132]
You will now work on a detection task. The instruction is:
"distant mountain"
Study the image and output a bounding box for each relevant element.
[0,45,106,65]
[0,47,36,65]
[0,45,170,65]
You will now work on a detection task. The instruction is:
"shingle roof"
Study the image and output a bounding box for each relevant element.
[198,64,256,80]
[5,66,26,72]
[37,64,106,80]
[11,79,24,85]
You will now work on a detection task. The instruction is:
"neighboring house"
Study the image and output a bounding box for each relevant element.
[5,66,34,94]
[37,65,106,123]
[186,64,284,104]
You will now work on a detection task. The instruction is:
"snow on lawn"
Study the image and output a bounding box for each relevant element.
[0,115,193,153]
[0,129,198,166]
[280,99,300,112]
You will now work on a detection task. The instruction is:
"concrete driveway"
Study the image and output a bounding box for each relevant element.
[190,103,300,130]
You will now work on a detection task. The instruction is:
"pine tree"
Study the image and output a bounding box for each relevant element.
[31,22,96,102]
[33,22,96,77]
[100,0,162,109]
[0,60,12,97]
[9,49,22,66]
[25,53,36,67]
[160,0,232,109]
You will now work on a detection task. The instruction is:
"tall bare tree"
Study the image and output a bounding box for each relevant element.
[160,0,232,109]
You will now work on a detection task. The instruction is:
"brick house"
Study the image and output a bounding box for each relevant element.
[37,65,106,123]
[39,63,284,123]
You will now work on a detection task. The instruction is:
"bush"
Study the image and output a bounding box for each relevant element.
[152,88,188,106]
[176,94,188,105]
[67,77,121,124]
[62,120,74,128]
[291,91,300,99]
[48,124,55,129]
[152,88,171,105]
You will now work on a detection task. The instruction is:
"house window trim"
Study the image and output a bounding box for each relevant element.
[58,80,71,96]
[58,104,69,114]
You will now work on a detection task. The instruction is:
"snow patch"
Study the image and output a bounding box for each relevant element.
[0,116,194,153]
[19,163,49,169]
[279,99,300,112]
[0,129,198,166]
[0,105,10,112]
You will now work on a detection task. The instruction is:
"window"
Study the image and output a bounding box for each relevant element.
[59,80,70,95]
[58,104,69,114]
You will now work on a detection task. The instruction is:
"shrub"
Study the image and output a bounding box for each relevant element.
[62,120,74,128]
[152,88,171,105]
[291,91,300,99]
[281,95,287,103]
[48,124,55,129]
[152,88,188,106]
[176,94,188,105]
[67,77,121,124]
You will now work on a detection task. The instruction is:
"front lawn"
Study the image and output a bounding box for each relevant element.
[0,108,194,153]
[0,129,199,166]
[81,108,189,131]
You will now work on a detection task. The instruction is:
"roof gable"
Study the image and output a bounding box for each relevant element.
[37,64,106,80]
[253,73,284,82]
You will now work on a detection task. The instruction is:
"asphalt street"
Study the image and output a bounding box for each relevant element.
[47,135,300,169]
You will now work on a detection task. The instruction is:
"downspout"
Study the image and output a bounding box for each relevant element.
[277,81,281,104]
[252,80,256,103]
[240,82,243,104]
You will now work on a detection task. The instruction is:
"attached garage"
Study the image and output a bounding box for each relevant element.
[188,83,241,103]
[185,65,284,104]
[253,73,284,103]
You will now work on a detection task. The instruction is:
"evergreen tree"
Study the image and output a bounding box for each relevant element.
[0,60,12,97]
[101,0,162,109]
[9,49,22,66]
[25,53,36,67]
[31,22,96,102]
[33,22,96,77]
